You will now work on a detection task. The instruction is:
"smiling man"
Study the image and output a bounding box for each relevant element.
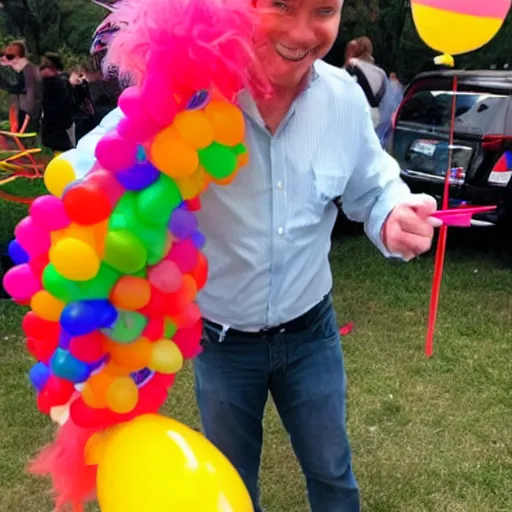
[62,0,438,510]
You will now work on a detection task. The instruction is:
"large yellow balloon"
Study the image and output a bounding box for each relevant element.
[411,0,511,56]
[44,157,76,198]
[86,414,253,512]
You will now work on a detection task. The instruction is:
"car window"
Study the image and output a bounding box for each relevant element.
[397,90,509,135]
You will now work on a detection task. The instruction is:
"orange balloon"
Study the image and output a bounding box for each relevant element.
[189,252,208,290]
[174,110,214,149]
[150,130,199,179]
[204,101,245,146]
[93,220,109,256]
[82,371,115,408]
[110,276,151,310]
[210,168,239,186]
[175,165,206,199]
[237,151,250,168]
[105,336,152,371]
[30,291,65,322]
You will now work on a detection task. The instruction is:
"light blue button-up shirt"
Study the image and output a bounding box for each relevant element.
[61,60,411,331]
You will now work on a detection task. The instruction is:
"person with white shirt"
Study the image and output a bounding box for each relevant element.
[61,1,439,510]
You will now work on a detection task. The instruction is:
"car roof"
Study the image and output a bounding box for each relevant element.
[406,70,512,95]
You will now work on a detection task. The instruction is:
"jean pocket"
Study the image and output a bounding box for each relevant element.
[200,321,222,348]
[308,297,339,342]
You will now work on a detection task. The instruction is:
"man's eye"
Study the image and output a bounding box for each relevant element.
[318,7,334,16]
[272,1,289,12]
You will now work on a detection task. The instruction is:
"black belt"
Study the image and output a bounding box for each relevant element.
[203,293,330,340]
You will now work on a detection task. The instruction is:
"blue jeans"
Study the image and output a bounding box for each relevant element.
[194,295,360,511]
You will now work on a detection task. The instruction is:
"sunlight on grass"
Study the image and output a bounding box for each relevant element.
[0,219,511,510]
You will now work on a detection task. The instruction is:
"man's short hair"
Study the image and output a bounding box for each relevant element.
[43,52,64,71]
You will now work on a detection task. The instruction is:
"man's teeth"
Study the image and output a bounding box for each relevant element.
[275,43,310,62]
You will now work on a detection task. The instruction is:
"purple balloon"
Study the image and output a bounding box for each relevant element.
[115,162,160,191]
[169,209,198,239]
[59,332,72,350]
[8,239,29,265]
[190,230,206,249]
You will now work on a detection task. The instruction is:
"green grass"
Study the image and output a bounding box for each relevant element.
[0,196,511,510]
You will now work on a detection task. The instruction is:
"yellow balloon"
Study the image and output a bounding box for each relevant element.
[106,376,139,414]
[411,0,511,56]
[175,166,206,199]
[174,110,214,149]
[30,290,65,322]
[49,237,100,281]
[44,157,76,198]
[149,339,183,374]
[88,414,254,512]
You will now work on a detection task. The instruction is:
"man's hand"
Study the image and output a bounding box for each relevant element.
[382,194,442,261]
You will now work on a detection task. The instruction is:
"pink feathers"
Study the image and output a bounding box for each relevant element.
[105,0,269,105]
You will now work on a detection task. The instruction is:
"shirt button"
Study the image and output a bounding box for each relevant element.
[277,227,284,235]
[277,180,283,189]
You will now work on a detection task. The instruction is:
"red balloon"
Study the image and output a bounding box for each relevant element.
[69,332,105,363]
[185,197,201,211]
[86,169,125,205]
[30,337,58,364]
[63,182,112,225]
[22,312,60,343]
[188,252,208,290]
[173,302,201,330]
[138,285,166,317]
[142,316,165,341]
[164,276,196,316]
[37,375,75,414]
[172,320,202,359]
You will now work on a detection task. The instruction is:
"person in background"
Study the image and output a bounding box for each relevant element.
[344,37,387,128]
[39,53,74,153]
[69,64,96,143]
[376,72,405,148]
[0,40,42,133]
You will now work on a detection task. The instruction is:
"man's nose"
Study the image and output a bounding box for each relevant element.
[285,14,317,46]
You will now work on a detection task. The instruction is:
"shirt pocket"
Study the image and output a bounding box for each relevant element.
[311,161,349,204]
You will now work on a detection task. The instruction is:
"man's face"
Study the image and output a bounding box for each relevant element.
[254,0,342,90]
[1,45,20,68]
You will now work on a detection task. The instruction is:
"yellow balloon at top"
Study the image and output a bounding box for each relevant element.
[411,0,511,56]
[87,414,254,512]
[44,157,76,198]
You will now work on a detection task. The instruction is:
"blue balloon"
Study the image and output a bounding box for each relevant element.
[115,162,159,191]
[168,209,198,240]
[190,230,206,249]
[51,348,91,383]
[29,362,50,391]
[8,239,29,265]
[61,300,118,336]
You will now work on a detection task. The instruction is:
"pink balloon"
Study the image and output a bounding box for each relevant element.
[117,114,158,144]
[29,195,70,231]
[166,238,198,274]
[118,86,142,117]
[94,130,138,172]
[148,260,182,293]
[14,217,51,257]
[141,73,178,127]
[3,263,41,300]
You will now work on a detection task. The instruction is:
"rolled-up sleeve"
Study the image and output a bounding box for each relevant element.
[59,107,124,179]
[341,104,411,257]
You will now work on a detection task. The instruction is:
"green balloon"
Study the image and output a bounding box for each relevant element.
[164,317,177,339]
[198,142,237,179]
[104,229,147,274]
[232,143,247,156]
[102,310,148,344]
[42,264,81,302]
[136,174,182,226]
[78,263,121,299]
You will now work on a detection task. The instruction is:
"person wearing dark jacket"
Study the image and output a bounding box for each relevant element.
[0,40,42,133]
[39,53,74,152]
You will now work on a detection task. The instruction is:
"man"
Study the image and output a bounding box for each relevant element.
[0,40,42,133]
[61,1,439,510]
[39,53,74,152]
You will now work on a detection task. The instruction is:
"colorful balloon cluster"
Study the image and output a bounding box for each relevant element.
[3,87,247,430]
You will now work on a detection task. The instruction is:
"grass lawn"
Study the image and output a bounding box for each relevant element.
[0,191,511,511]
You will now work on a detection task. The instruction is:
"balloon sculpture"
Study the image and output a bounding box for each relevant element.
[410,0,511,356]
[2,0,267,509]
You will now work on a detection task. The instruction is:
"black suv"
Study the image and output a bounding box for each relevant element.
[388,70,512,228]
